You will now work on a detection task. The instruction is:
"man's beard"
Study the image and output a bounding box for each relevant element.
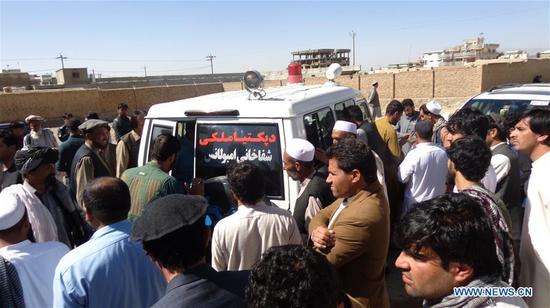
[45,174,57,186]
[92,140,108,149]
[286,170,300,181]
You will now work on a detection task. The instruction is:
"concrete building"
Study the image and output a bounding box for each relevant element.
[440,37,500,66]
[40,74,57,85]
[291,49,351,69]
[422,50,444,67]
[56,68,89,85]
[0,71,40,89]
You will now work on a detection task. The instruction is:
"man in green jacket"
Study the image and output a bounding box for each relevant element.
[121,133,184,221]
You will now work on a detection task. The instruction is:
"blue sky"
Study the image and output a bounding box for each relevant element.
[1,0,549,77]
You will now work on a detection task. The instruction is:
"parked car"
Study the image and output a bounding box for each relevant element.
[460,83,550,116]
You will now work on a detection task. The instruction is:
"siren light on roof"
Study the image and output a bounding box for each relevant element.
[287,63,303,84]
[325,63,343,81]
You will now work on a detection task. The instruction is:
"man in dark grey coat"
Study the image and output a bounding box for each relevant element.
[132,194,248,308]
[486,114,522,247]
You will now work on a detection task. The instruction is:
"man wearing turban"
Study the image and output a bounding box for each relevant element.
[1,146,89,247]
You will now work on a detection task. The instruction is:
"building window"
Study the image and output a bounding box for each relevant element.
[72,72,80,79]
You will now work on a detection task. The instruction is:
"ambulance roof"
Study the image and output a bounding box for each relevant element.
[147,83,361,119]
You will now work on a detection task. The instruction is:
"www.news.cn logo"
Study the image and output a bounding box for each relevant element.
[453,287,533,297]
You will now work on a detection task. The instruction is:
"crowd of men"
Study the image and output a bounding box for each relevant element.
[0,97,548,308]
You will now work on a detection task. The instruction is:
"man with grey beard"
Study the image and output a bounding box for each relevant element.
[282,138,334,241]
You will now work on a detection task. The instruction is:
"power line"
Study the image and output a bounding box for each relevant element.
[93,65,211,74]
[25,68,58,73]
[70,57,205,63]
[1,57,205,63]
[1,58,56,61]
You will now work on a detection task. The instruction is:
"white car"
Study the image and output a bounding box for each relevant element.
[460,83,550,116]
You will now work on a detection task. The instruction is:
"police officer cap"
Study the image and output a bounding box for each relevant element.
[131,194,208,242]
[78,119,109,132]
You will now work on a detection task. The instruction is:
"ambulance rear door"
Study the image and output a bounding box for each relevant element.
[194,118,289,210]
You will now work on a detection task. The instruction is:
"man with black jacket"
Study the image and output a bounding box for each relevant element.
[70,119,116,206]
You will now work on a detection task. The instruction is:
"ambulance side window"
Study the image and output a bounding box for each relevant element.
[147,125,173,161]
[303,108,335,150]
[334,99,355,120]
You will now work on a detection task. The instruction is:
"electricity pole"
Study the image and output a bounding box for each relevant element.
[56,53,68,70]
[206,54,216,75]
[349,31,356,66]
[143,66,147,77]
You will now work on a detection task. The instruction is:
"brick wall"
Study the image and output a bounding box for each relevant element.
[0,83,224,122]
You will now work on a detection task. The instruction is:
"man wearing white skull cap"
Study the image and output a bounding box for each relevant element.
[330,122,389,205]
[419,100,447,146]
[0,190,69,308]
[283,138,334,241]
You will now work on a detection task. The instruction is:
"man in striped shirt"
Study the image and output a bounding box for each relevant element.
[121,133,184,221]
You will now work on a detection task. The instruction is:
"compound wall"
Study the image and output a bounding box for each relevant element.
[2,59,548,123]
[0,83,224,122]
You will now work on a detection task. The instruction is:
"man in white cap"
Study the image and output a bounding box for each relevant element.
[283,138,335,241]
[314,120,361,165]
[367,81,381,118]
[419,100,446,146]
[23,114,57,149]
[331,120,359,144]
[329,120,389,204]
[0,190,69,308]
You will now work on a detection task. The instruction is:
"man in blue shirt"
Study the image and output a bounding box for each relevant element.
[53,177,165,308]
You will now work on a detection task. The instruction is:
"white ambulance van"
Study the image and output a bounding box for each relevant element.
[138,66,371,212]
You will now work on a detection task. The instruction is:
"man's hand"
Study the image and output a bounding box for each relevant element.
[398,133,410,146]
[311,226,335,250]
[186,178,205,196]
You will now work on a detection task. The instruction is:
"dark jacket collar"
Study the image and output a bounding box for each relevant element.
[166,263,217,292]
